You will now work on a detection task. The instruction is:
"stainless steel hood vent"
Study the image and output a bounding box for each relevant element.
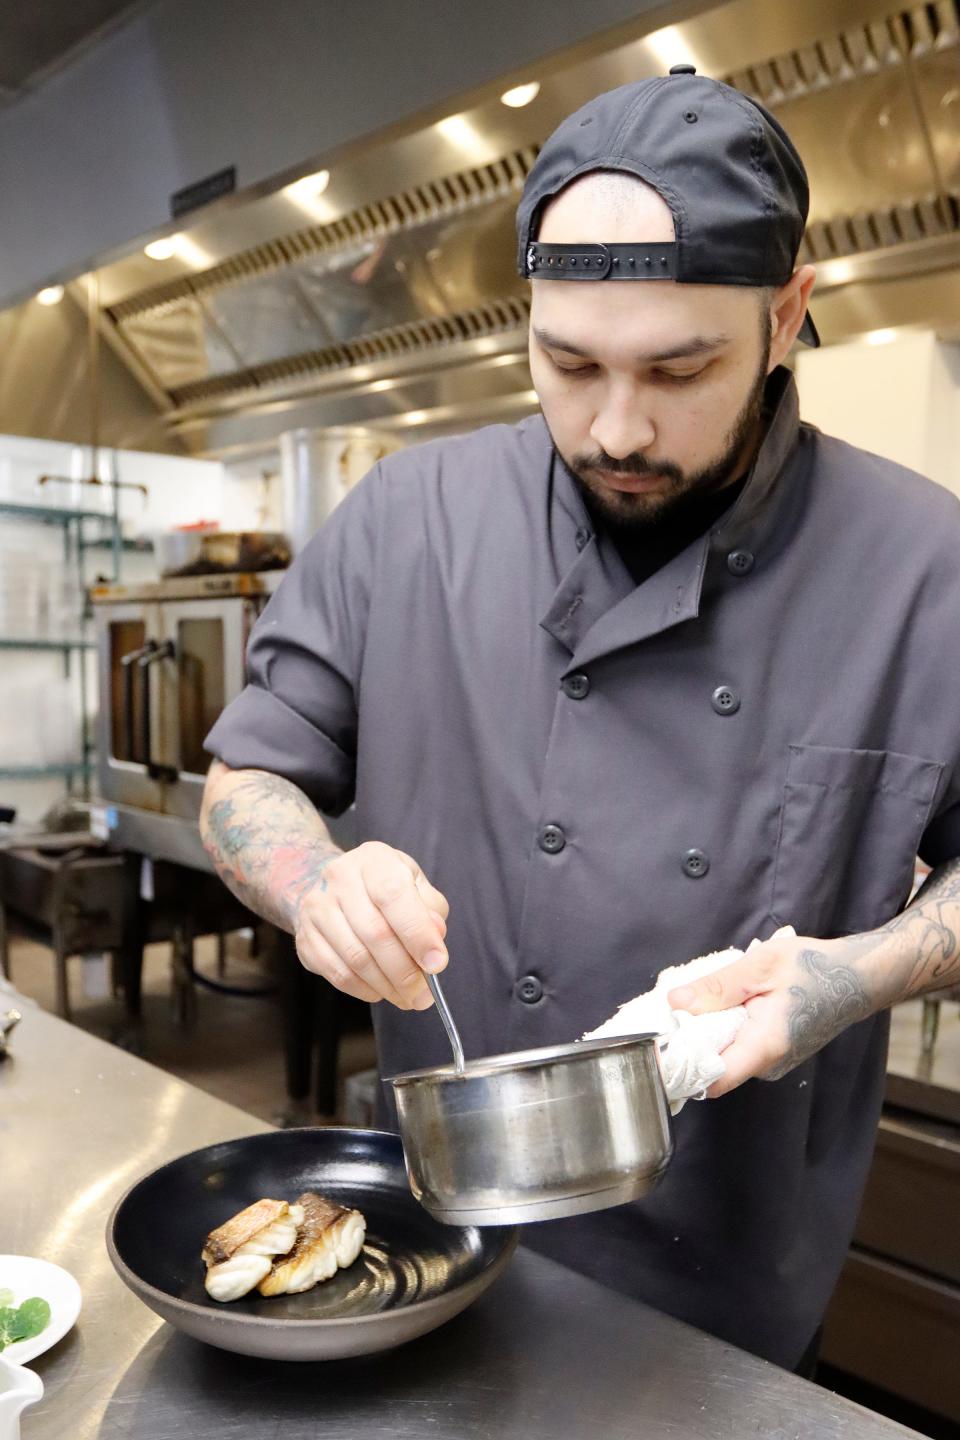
[723,0,960,263]
[106,143,537,417]
[10,0,957,457]
[168,293,531,407]
[110,145,538,323]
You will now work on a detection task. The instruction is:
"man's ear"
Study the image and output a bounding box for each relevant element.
[768,265,816,368]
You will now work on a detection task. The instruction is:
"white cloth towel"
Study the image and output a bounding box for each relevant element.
[581,927,796,1114]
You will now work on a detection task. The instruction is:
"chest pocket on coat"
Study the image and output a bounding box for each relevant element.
[771,745,942,937]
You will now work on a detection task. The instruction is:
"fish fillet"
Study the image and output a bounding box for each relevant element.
[204,1252,273,1303]
[202,1198,305,1301]
[258,1191,366,1297]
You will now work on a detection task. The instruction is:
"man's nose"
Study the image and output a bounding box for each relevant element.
[589,390,655,459]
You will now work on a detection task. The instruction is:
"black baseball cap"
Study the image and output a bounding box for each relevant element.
[517,65,819,347]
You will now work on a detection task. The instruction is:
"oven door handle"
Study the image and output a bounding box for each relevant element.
[137,640,179,783]
[120,642,156,763]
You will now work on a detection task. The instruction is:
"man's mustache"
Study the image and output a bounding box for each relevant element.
[573,452,685,485]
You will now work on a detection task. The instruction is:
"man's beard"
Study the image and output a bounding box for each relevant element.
[556,331,771,537]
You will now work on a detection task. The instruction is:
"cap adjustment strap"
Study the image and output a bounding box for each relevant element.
[525,241,679,280]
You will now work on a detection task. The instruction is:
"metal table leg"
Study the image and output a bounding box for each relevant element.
[51,921,71,1022]
[278,933,314,1102]
[118,854,146,1020]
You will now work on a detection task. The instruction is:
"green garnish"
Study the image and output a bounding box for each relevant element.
[0,1297,51,1351]
[0,1290,13,1308]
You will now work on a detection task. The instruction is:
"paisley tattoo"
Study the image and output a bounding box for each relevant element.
[767,948,871,1080]
[880,856,960,995]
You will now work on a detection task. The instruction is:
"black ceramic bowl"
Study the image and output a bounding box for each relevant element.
[107,1127,516,1360]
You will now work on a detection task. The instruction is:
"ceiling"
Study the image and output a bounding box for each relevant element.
[0,0,143,104]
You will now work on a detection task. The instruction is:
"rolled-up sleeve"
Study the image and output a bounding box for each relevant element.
[204,465,381,814]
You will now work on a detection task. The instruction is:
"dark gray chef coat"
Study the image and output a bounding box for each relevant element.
[206,367,960,1368]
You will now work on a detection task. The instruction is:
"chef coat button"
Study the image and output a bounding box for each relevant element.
[516,974,544,1004]
[727,549,755,576]
[575,527,591,551]
[539,824,566,854]
[682,848,709,879]
[711,685,740,715]
[562,672,591,700]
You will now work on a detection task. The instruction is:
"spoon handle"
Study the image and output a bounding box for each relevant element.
[425,971,466,1073]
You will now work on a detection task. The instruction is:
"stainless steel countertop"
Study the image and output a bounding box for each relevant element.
[2,997,920,1440]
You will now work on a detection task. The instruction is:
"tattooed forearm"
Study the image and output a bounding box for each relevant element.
[760,859,960,1081]
[766,949,872,1079]
[200,761,342,931]
[876,856,960,997]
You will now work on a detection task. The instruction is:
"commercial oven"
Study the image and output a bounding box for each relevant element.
[90,572,283,866]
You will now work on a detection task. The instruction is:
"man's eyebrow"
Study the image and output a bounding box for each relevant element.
[532,327,730,363]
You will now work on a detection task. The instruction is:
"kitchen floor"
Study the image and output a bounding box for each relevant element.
[5,926,377,1127]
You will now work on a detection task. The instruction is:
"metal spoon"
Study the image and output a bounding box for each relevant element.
[425,972,466,1074]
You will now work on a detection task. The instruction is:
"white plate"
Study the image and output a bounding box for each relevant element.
[0,1256,81,1364]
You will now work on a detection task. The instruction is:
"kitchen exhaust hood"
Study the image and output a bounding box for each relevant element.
[9,0,960,457]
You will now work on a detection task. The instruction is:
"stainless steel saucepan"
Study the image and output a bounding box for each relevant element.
[390,1027,672,1227]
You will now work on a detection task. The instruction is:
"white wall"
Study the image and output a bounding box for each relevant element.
[795,332,960,499]
[0,434,226,822]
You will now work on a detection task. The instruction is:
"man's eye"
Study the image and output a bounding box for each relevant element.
[655,368,704,385]
[551,359,596,378]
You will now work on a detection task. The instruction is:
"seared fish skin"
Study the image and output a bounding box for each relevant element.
[258,1191,366,1296]
[202,1198,305,1302]
[203,1198,290,1266]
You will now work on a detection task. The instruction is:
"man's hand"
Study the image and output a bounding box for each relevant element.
[200,763,449,1011]
[666,932,872,1096]
[295,841,449,1011]
[666,858,960,1096]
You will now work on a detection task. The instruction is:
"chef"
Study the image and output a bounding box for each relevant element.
[202,67,960,1373]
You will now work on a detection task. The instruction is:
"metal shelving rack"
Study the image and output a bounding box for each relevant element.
[0,499,124,795]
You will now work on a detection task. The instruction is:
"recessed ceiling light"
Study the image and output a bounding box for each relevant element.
[501,82,540,108]
[283,169,331,202]
[436,114,482,149]
[144,238,177,260]
[36,286,64,305]
[644,26,707,77]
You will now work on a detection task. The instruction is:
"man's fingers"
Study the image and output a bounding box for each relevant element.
[668,950,778,1015]
[314,896,419,1009]
[706,1021,783,1096]
[362,853,449,974]
[409,863,450,921]
[295,925,383,1004]
[338,874,435,1009]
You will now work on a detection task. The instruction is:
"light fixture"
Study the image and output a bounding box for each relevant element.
[144,237,177,261]
[863,328,898,346]
[818,257,856,288]
[436,114,483,151]
[171,234,214,269]
[644,25,706,77]
[501,82,540,108]
[283,169,331,203]
[36,285,64,305]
